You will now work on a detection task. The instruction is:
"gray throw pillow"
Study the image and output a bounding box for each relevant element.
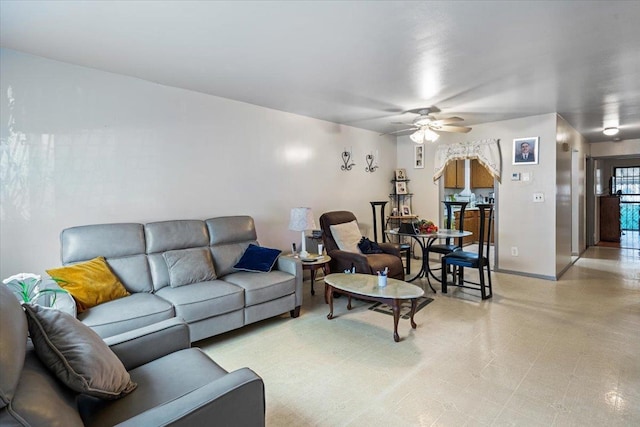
[163,248,217,287]
[23,304,137,400]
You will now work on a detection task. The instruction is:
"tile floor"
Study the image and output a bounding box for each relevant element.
[198,247,640,426]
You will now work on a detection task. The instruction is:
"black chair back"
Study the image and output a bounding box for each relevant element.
[443,201,468,247]
[476,203,494,263]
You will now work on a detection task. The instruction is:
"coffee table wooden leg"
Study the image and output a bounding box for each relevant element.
[327,285,334,320]
[392,299,401,342]
[347,295,353,310]
[310,268,316,295]
[410,298,418,329]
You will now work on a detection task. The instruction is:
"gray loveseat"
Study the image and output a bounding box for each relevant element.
[0,284,265,426]
[57,216,302,341]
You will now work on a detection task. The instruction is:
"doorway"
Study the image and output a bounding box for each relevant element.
[612,166,640,249]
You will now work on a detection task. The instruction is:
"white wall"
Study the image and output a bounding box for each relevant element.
[556,115,589,270]
[590,139,640,158]
[0,49,397,278]
[397,114,560,278]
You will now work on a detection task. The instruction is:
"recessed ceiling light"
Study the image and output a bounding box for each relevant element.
[603,127,619,136]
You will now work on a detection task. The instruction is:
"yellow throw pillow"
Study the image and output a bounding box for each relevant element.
[46,256,130,313]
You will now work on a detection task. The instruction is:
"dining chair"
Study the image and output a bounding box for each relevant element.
[430,201,469,256]
[441,203,493,299]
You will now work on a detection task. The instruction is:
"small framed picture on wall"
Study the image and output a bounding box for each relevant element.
[395,181,408,194]
[513,137,539,165]
[394,168,407,180]
[414,145,424,169]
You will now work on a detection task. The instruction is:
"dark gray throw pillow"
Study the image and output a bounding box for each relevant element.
[163,248,217,287]
[23,304,137,400]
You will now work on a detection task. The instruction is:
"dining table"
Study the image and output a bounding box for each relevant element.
[386,228,472,292]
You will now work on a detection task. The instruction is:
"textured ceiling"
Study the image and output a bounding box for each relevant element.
[1,1,639,143]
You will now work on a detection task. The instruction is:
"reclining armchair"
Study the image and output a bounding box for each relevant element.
[319,211,404,280]
[0,284,265,427]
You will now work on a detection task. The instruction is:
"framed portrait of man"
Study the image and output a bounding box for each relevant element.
[513,137,539,165]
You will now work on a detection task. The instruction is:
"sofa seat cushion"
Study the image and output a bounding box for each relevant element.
[78,293,174,339]
[155,280,244,323]
[223,270,295,307]
[78,348,228,427]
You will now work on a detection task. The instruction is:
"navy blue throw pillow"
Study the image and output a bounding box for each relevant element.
[234,244,282,273]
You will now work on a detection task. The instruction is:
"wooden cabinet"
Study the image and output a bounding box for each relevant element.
[445,160,494,189]
[444,160,465,188]
[454,209,494,245]
[454,210,477,245]
[599,196,621,242]
[471,160,494,188]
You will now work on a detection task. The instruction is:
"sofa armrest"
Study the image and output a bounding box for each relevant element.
[105,318,190,370]
[327,250,371,274]
[378,242,401,257]
[114,367,265,427]
[276,255,303,308]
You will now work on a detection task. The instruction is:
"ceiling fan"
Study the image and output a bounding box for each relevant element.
[382,107,472,143]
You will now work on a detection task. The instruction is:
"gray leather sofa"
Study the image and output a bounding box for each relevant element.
[0,284,266,426]
[57,216,302,341]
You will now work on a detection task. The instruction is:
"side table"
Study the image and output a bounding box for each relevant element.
[285,254,331,296]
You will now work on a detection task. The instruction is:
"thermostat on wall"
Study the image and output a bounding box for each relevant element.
[511,172,521,181]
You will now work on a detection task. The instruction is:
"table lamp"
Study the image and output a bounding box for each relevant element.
[289,207,317,258]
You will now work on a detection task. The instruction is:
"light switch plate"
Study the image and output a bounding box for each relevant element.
[511,172,520,181]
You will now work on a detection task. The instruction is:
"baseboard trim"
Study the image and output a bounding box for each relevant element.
[494,268,557,281]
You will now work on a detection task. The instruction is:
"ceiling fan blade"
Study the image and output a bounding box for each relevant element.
[380,127,418,136]
[435,117,464,124]
[432,125,472,133]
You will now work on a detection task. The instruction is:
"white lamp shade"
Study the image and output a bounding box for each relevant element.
[288,207,317,231]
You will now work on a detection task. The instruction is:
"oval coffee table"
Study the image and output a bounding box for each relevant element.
[324,273,425,342]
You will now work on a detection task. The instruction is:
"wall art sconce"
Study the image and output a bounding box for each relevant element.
[365,152,378,173]
[341,148,355,171]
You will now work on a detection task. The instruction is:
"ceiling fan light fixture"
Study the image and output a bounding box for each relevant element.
[410,129,425,144]
[410,128,439,143]
[603,127,619,136]
[424,128,439,142]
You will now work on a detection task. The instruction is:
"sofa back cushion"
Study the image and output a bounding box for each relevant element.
[206,216,259,277]
[0,350,84,427]
[0,286,84,426]
[0,285,27,409]
[60,223,153,293]
[145,220,211,291]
